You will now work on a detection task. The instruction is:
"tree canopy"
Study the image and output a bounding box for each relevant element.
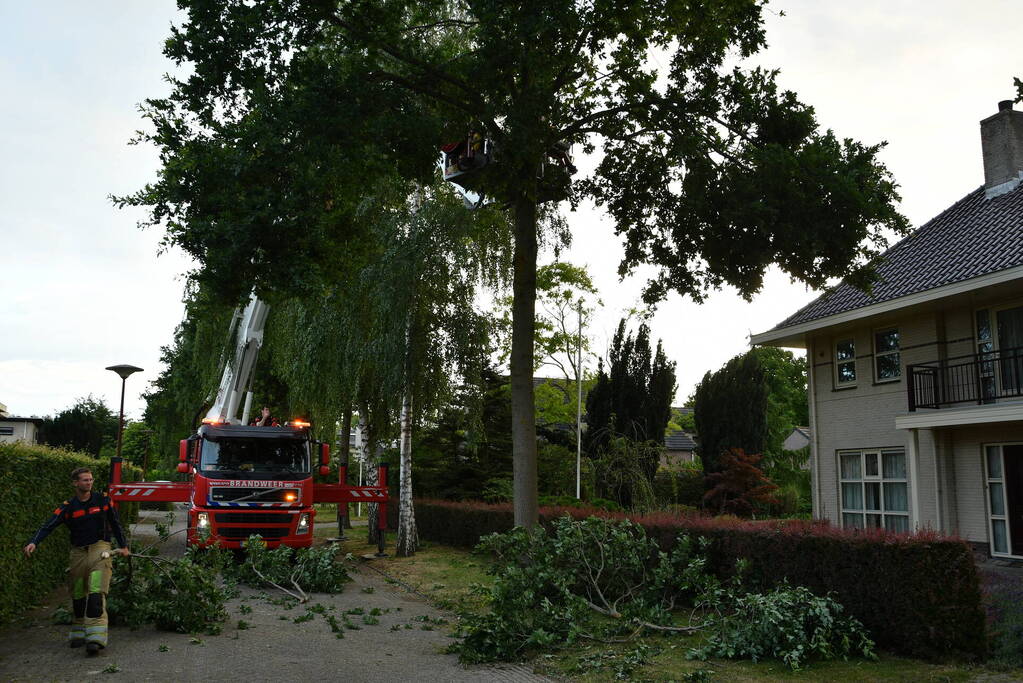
[692,346,808,476]
[693,351,767,475]
[121,0,908,525]
[42,396,119,457]
[585,318,677,481]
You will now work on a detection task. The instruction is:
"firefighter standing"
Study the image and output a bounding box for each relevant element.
[23,467,130,655]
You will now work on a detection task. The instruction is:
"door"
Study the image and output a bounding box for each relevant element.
[1006,445,1023,556]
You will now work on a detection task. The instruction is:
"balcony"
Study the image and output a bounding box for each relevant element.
[907,346,1023,411]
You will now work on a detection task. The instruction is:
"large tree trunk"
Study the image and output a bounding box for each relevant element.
[337,407,352,531]
[396,388,417,556]
[511,196,539,527]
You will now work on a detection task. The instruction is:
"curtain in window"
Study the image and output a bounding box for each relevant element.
[997,306,1023,393]
[882,452,906,479]
[884,482,908,512]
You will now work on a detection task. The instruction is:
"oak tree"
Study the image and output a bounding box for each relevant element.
[122,0,907,526]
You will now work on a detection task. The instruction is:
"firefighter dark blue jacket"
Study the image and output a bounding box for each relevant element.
[28,493,127,548]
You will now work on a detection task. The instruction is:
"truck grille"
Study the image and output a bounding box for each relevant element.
[210,487,300,503]
[218,527,290,539]
[215,513,292,524]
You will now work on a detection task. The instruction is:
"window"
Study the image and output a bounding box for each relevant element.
[874,328,901,381]
[839,449,909,532]
[834,339,856,386]
[0,427,13,436]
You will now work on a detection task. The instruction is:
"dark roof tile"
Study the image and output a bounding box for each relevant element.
[665,430,697,450]
[772,185,1023,331]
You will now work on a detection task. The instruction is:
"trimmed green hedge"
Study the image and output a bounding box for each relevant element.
[412,499,986,660]
[1,443,141,625]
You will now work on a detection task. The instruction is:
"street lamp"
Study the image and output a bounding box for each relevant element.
[106,364,143,461]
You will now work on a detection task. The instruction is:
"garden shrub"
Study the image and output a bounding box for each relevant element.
[985,572,1023,668]
[1,442,141,625]
[591,437,658,510]
[538,495,622,511]
[480,477,513,503]
[653,466,705,508]
[414,498,987,659]
[658,518,987,660]
[702,449,779,516]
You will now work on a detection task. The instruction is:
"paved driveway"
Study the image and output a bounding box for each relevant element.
[0,509,549,683]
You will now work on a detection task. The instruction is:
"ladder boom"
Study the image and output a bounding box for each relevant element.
[205,293,270,424]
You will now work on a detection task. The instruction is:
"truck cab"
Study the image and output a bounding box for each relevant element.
[184,423,322,548]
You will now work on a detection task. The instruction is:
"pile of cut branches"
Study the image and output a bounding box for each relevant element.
[232,535,351,602]
[453,516,874,670]
[107,520,351,634]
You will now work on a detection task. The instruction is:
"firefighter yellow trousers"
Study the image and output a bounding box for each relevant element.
[68,541,113,647]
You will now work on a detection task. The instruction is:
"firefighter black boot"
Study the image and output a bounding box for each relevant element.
[86,642,100,656]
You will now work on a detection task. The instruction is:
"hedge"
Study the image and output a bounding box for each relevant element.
[411,499,986,660]
[1,442,141,625]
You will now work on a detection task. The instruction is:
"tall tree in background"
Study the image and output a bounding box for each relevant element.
[42,396,119,457]
[692,346,808,476]
[755,347,809,462]
[121,0,908,527]
[693,351,768,475]
[498,261,601,385]
[585,319,677,481]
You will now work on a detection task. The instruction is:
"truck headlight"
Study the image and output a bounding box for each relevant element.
[197,512,210,530]
[296,513,310,534]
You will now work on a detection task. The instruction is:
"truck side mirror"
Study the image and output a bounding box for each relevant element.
[177,462,190,474]
[319,465,330,476]
[179,439,188,462]
[321,443,330,466]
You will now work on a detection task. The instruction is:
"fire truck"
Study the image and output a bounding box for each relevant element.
[109,294,389,552]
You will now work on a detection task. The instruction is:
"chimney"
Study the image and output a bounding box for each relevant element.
[981,100,1023,199]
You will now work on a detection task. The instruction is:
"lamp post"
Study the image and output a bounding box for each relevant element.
[106,365,143,461]
[576,299,583,500]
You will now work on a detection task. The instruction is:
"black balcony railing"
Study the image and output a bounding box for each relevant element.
[907,346,1023,411]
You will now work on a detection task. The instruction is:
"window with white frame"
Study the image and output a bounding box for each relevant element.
[839,449,909,532]
[0,427,13,436]
[874,328,901,381]
[834,338,856,386]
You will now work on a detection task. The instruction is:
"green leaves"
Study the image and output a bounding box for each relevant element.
[693,350,768,475]
[234,535,352,594]
[452,517,720,663]
[454,516,876,670]
[688,584,876,670]
[107,546,231,635]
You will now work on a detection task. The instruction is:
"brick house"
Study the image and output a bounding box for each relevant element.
[752,100,1023,558]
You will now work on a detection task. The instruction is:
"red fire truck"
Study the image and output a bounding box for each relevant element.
[109,294,389,552]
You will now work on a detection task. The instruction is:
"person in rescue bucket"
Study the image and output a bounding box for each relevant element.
[23,467,130,655]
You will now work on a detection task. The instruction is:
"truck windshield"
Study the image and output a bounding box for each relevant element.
[200,438,309,474]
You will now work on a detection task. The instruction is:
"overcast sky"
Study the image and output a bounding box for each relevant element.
[1,1,1021,421]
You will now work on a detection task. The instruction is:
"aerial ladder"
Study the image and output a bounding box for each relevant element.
[108,293,390,552]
